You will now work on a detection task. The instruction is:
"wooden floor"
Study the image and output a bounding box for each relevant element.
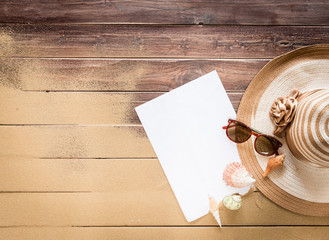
[1,1,329,239]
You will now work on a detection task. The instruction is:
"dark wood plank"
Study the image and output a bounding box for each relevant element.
[1,192,329,226]
[1,1,329,25]
[1,25,329,58]
[6,59,266,91]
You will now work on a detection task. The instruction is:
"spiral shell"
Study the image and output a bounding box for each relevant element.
[263,154,285,177]
[209,197,222,227]
[223,195,242,210]
[223,162,256,188]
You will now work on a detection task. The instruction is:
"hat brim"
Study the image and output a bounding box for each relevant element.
[237,44,329,216]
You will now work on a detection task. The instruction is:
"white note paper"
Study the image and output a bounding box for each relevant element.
[135,71,249,222]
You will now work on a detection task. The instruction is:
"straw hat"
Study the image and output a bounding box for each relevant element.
[237,44,329,216]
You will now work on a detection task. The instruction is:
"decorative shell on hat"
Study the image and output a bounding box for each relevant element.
[223,162,256,188]
[263,154,285,177]
[223,195,242,210]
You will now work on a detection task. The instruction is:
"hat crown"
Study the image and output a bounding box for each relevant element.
[286,89,329,167]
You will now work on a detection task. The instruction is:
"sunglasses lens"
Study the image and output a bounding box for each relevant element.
[255,135,276,155]
[227,123,251,143]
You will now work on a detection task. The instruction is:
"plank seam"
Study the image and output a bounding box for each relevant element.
[0,191,92,193]
[9,57,272,61]
[20,90,245,93]
[6,56,274,60]
[0,225,328,228]
[1,22,329,27]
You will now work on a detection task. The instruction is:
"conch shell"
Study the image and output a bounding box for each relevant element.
[223,195,242,210]
[263,154,285,177]
[223,162,256,188]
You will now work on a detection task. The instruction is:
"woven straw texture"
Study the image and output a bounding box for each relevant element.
[286,89,329,167]
[237,45,329,216]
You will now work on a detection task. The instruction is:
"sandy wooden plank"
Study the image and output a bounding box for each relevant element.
[6,58,265,91]
[0,126,154,158]
[1,158,329,226]
[0,191,329,226]
[0,89,154,125]
[2,227,329,240]
[0,159,167,192]
[1,0,329,25]
[0,89,242,124]
[1,25,329,58]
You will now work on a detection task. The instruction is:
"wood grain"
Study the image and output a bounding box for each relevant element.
[0,159,166,192]
[0,90,242,124]
[2,227,329,240]
[1,25,329,58]
[12,58,266,91]
[1,1,328,236]
[1,1,329,25]
[1,191,329,226]
[0,90,156,125]
[0,126,154,158]
[0,157,328,227]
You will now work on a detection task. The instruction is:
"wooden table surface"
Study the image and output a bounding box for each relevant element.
[1,1,329,239]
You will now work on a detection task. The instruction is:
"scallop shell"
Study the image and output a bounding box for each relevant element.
[223,195,242,210]
[223,162,256,188]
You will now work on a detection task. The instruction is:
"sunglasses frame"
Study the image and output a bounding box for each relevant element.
[222,119,282,156]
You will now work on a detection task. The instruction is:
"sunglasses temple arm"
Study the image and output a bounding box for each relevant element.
[250,127,262,134]
[222,126,227,130]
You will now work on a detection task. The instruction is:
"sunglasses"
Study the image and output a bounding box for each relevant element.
[222,119,282,156]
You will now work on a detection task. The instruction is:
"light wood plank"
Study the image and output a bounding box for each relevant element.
[0,126,154,158]
[11,59,265,91]
[1,192,329,226]
[1,227,329,240]
[1,158,329,226]
[0,89,152,125]
[0,89,242,124]
[1,25,329,58]
[0,159,167,192]
[1,1,329,25]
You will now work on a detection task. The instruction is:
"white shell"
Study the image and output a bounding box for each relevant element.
[209,197,222,227]
[223,162,256,188]
[223,195,242,210]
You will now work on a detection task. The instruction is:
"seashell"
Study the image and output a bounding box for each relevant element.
[223,195,242,210]
[209,196,218,213]
[223,162,256,188]
[263,154,285,177]
[209,196,222,227]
